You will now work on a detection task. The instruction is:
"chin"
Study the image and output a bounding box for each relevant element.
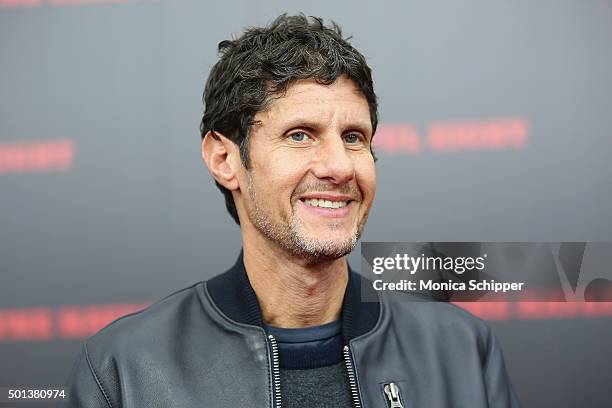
[302,229,357,244]
[290,234,358,260]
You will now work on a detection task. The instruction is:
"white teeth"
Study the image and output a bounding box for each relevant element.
[303,199,349,209]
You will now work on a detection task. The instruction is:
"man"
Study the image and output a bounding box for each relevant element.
[67,14,520,407]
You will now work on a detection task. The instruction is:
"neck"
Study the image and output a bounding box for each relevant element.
[242,237,348,328]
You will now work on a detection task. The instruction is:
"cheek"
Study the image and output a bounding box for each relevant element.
[258,156,308,196]
[356,159,377,200]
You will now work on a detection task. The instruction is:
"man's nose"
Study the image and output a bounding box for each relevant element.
[311,136,355,185]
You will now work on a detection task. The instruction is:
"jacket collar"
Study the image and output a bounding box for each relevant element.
[206,250,380,344]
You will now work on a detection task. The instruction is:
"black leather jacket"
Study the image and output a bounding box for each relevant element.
[65,252,520,407]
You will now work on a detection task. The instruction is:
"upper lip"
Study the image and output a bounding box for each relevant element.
[299,193,355,202]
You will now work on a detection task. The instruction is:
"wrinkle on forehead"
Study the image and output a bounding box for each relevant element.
[254,76,371,134]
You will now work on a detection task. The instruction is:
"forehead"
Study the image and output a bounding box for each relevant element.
[254,76,372,133]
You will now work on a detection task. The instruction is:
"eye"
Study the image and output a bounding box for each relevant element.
[343,133,363,144]
[288,131,311,142]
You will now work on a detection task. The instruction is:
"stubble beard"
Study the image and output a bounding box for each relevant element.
[246,171,368,262]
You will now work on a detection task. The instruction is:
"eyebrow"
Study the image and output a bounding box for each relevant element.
[277,118,373,136]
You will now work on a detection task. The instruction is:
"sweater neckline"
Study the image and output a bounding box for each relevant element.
[206,249,380,345]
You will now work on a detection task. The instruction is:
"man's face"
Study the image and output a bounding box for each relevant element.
[237,75,376,261]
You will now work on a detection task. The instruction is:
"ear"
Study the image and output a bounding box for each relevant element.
[201,131,241,191]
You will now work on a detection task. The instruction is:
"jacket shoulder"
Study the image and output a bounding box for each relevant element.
[85,283,204,359]
[65,283,206,407]
[381,291,493,346]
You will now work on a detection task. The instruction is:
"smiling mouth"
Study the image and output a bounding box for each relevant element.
[299,198,353,209]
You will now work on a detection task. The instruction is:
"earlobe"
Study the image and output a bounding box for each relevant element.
[201,131,240,191]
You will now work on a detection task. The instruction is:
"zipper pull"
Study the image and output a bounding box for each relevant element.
[383,382,404,408]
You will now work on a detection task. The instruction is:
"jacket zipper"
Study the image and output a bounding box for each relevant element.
[268,334,282,408]
[383,382,404,408]
[269,337,365,408]
[343,345,362,408]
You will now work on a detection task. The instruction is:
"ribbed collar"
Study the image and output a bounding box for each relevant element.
[206,250,380,344]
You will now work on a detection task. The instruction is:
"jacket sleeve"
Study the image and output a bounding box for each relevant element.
[64,343,115,408]
[482,326,521,407]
